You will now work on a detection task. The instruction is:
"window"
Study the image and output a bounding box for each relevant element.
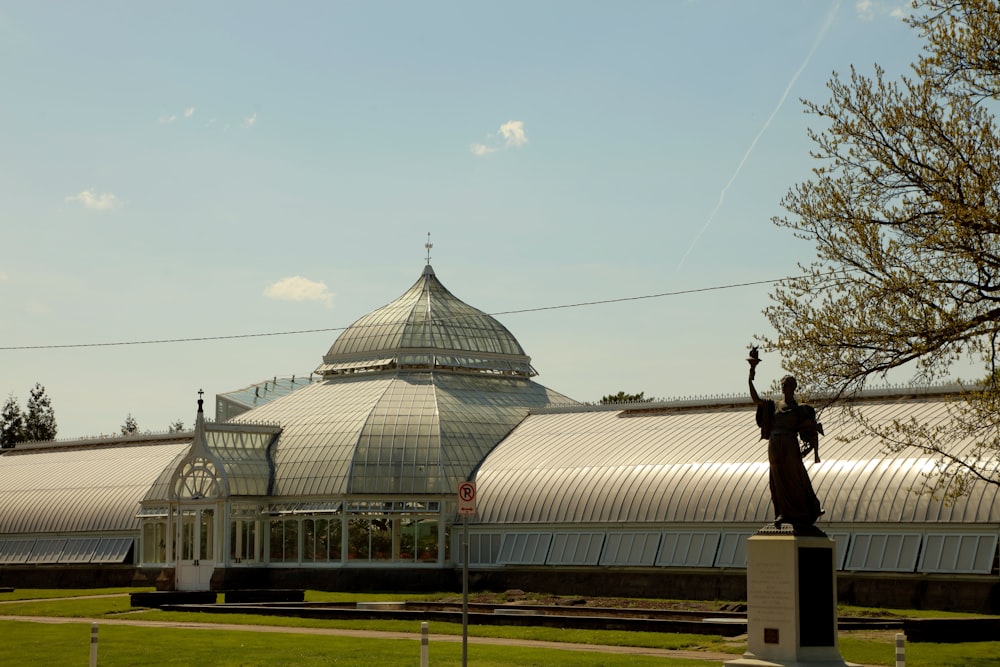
[600,532,659,567]
[716,532,754,568]
[498,533,552,565]
[397,518,439,562]
[175,457,222,500]
[303,518,343,562]
[230,519,258,564]
[269,519,299,563]
[548,533,605,566]
[919,533,998,574]
[845,533,922,572]
[142,521,168,564]
[657,532,720,568]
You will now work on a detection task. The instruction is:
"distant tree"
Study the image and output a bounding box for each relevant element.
[600,391,652,405]
[24,383,57,441]
[121,413,140,436]
[168,419,185,433]
[1,394,25,448]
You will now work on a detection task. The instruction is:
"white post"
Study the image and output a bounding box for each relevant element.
[461,515,469,667]
[895,633,905,667]
[420,621,429,667]
[89,623,98,667]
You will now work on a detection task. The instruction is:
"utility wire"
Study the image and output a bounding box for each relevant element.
[0,275,802,351]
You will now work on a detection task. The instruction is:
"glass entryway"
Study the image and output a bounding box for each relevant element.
[175,506,216,590]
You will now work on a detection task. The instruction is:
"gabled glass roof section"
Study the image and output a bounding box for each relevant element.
[317,265,536,377]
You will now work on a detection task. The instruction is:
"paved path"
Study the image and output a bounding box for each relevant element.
[1,614,737,663]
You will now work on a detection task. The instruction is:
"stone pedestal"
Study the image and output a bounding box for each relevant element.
[726,526,857,667]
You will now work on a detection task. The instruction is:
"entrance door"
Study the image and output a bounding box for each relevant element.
[176,506,216,591]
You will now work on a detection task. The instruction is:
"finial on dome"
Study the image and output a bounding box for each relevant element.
[424,232,433,264]
[197,388,204,412]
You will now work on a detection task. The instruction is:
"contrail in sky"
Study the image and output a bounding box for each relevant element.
[675,0,841,271]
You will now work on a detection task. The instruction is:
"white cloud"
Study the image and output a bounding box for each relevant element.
[471,119,528,156]
[184,107,195,118]
[470,143,496,156]
[263,276,334,307]
[66,189,121,211]
[158,113,177,124]
[856,0,910,21]
[499,120,528,147]
[242,112,257,129]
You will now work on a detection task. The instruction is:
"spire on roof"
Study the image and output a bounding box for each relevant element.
[189,388,209,458]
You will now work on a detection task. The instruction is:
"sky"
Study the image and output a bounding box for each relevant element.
[1,0,927,439]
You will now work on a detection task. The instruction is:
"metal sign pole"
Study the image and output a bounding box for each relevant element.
[456,480,476,667]
[462,513,469,667]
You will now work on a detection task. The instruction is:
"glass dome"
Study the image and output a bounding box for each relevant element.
[316,265,536,377]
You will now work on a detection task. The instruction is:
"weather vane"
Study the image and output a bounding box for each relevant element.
[425,232,433,264]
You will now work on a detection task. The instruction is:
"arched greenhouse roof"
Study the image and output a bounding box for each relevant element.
[473,390,1000,526]
[0,437,190,534]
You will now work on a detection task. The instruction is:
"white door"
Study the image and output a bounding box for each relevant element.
[176,506,217,591]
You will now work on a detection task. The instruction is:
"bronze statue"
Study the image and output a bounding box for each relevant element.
[748,348,824,527]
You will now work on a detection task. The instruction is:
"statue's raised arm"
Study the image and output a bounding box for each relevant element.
[747,346,762,406]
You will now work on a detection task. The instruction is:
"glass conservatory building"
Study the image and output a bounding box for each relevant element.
[133,263,577,591]
[2,263,999,610]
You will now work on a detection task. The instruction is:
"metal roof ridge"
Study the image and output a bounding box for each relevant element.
[527,382,975,415]
[5,431,194,453]
[207,419,283,432]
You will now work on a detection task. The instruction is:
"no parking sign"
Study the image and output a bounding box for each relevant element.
[457,481,477,515]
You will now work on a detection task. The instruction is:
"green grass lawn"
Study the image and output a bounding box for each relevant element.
[0,620,712,667]
[0,587,150,601]
[3,589,1000,666]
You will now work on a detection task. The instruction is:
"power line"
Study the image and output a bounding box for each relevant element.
[0,275,789,351]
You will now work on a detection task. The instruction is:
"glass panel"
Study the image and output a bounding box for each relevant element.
[142,521,167,564]
[245,521,258,562]
[303,519,316,562]
[283,519,299,562]
[399,518,415,562]
[230,520,258,563]
[371,518,391,560]
[181,510,196,561]
[92,538,132,564]
[329,517,343,561]
[313,519,328,562]
[444,521,452,563]
[200,509,214,560]
[230,521,241,562]
[269,520,285,562]
[171,508,180,561]
[348,519,370,560]
[418,519,439,562]
[60,538,99,563]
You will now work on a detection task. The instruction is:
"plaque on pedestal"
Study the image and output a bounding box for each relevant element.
[725,525,858,667]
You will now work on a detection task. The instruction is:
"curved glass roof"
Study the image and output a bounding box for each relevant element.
[0,440,190,534]
[473,393,1000,526]
[317,265,535,377]
[231,371,578,496]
